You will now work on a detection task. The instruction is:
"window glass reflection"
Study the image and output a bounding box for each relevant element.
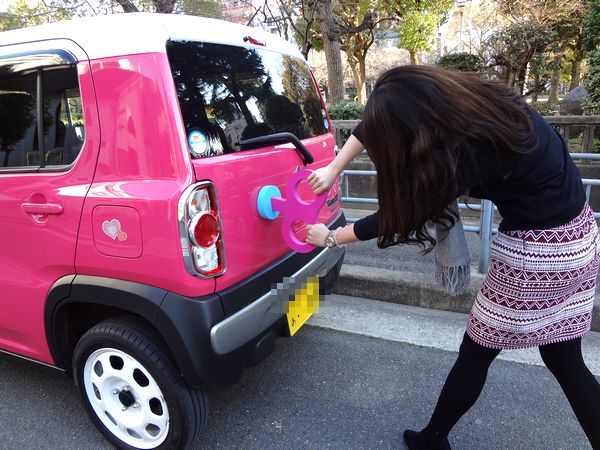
[166,40,328,158]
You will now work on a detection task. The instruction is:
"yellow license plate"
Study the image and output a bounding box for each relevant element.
[286,277,320,336]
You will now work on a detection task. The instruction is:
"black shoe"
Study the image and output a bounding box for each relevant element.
[403,429,451,450]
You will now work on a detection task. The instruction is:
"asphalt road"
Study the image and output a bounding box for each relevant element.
[0,306,594,450]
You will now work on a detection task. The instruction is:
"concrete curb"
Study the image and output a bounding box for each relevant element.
[333,264,600,332]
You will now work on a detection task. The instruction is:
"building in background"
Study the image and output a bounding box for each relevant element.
[221,0,254,25]
[437,0,500,57]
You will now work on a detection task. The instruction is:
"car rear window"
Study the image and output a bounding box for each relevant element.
[166,40,328,158]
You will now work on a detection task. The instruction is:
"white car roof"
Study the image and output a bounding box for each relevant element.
[0,12,304,61]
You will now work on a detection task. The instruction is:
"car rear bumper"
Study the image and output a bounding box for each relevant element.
[210,244,344,355]
[157,212,346,387]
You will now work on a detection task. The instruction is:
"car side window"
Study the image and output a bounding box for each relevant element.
[0,56,84,170]
[0,71,37,168]
[42,68,85,167]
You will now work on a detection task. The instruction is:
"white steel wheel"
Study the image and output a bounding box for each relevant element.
[83,348,170,449]
[73,320,208,450]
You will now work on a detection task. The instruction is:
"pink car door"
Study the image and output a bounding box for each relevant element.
[0,47,98,364]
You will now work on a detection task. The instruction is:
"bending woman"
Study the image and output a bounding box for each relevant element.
[306,66,600,449]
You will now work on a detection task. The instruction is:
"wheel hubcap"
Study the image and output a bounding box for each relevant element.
[83,348,170,449]
[118,389,136,409]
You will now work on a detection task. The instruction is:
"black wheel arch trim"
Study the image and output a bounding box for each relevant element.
[45,274,76,369]
[46,275,233,386]
[45,275,169,369]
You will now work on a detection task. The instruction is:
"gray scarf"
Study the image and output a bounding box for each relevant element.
[432,200,471,296]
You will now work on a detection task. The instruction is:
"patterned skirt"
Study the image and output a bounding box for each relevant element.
[467,203,600,349]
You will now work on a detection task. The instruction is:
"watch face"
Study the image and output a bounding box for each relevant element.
[325,233,336,247]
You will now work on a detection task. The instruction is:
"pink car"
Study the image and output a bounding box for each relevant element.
[0,13,345,449]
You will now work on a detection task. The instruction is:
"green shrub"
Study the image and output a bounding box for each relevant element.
[327,102,364,120]
[569,137,600,152]
[436,52,483,72]
[530,101,560,116]
[583,49,600,115]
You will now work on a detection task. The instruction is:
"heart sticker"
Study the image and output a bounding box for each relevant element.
[102,219,128,242]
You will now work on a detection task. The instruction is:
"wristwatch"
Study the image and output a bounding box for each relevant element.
[325,230,337,248]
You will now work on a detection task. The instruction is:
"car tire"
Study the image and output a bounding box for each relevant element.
[72,319,208,450]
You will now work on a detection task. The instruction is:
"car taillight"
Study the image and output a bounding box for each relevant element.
[179,182,226,277]
[190,213,219,248]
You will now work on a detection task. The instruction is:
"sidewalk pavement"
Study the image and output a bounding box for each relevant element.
[333,209,600,332]
[309,294,600,376]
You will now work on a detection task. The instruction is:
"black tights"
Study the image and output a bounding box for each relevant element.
[419,334,600,449]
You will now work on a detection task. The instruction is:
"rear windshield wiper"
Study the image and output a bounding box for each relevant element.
[238,132,314,166]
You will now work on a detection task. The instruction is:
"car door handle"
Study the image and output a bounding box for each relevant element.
[21,202,63,215]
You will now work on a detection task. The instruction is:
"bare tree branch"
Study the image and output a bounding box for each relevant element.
[114,0,139,13]
[85,1,97,15]
[337,11,377,35]
[245,1,262,26]
[275,0,320,59]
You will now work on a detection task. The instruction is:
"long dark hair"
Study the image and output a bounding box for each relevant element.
[362,65,536,251]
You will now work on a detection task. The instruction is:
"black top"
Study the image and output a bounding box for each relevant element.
[352,107,586,241]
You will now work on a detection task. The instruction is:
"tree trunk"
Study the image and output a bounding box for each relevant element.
[569,34,584,91]
[301,42,312,60]
[506,69,516,89]
[346,56,361,103]
[548,55,561,104]
[153,0,176,13]
[358,55,367,105]
[299,17,313,60]
[532,72,540,102]
[323,39,345,104]
[517,65,527,96]
[409,51,419,65]
[115,0,139,12]
[317,0,344,104]
[569,54,583,91]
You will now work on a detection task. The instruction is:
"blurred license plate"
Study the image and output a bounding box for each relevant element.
[286,277,320,336]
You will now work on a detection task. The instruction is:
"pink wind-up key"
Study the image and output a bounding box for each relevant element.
[257,169,328,253]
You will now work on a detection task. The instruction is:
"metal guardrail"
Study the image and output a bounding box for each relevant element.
[333,117,600,274]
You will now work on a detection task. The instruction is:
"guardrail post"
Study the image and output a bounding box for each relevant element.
[583,125,595,153]
[478,199,493,274]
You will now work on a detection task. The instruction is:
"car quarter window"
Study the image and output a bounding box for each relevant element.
[0,53,85,171]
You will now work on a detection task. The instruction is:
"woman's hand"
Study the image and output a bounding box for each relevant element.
[308,134,366,195]
[307,166,338,195]
[306,223,330,247]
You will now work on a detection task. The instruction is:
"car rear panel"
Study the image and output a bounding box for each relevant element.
[191,136,341,291]
[166,38,343,295]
